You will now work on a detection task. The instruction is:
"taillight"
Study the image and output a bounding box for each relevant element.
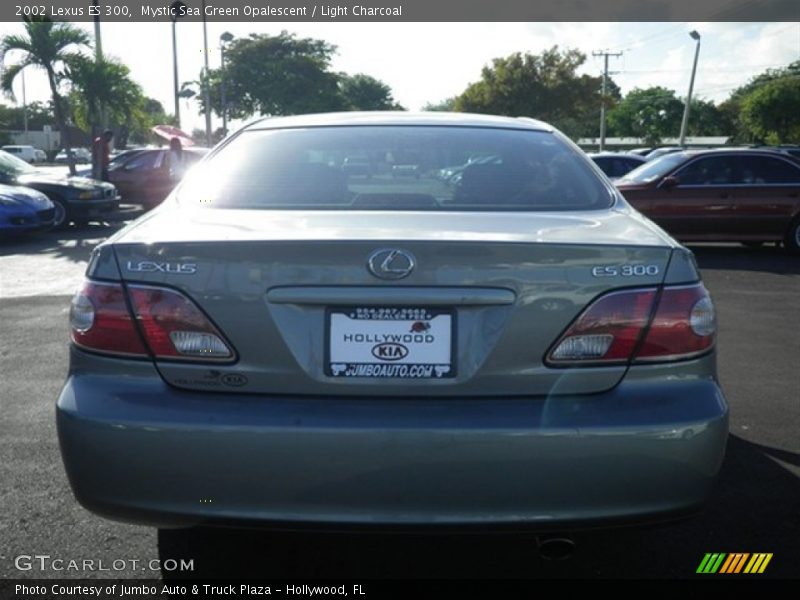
[636,284,715,361]
[69,280,234,361]
[547,288,657,365]
[127,285,233,360]
[70,281,148,356]
[547,283,715,366]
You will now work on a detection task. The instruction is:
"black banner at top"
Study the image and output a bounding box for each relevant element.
[2,0,799,22]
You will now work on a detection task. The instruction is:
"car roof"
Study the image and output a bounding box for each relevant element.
[680,147,800,159]
[244,111,554,132]
[588,152,645,159]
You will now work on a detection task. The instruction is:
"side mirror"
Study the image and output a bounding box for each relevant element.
[659,175,680,190]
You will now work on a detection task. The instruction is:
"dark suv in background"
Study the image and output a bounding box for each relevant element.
[616,149,800,253]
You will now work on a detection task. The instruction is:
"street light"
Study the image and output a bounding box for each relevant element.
[170,1,187,128]
[219,32,234,135]
[678,30,701,147]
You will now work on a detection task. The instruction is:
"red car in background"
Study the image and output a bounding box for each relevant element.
[106,147,208,209]
[616,149,800,254]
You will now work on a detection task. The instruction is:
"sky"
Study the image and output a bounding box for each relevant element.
[0,21,797,135]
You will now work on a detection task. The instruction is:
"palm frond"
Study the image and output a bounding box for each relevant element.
[49,22,91,52]
[0,34,34,63]
[0,61,29,99]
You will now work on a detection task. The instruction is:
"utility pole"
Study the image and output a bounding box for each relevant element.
[169,1,186,128]
[92,0,105,179]
[219,32,234,136]
[593,50,622,152]
[92,1,103,60]
[201,0,212,146]
[21,70,27,134]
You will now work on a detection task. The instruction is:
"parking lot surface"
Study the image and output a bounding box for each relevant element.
[1,219,798,579]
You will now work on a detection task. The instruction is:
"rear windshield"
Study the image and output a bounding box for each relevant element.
[177,126,612,211]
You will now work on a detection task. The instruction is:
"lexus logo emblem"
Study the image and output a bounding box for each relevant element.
[367,249,416,280]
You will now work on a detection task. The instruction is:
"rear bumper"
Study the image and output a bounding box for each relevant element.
[56,360,728,530]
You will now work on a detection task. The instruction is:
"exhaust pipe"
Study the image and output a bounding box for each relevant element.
[536,535,576,560]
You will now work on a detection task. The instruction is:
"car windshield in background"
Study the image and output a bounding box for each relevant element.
[618,152,687,184]
[0,150,36,177]
[177,126,612,211]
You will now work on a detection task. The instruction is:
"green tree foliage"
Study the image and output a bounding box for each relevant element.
[200,32,403,120]
[607,87,729,144]
[422,97,457,112]
[124,97,177,146]
[606,86,684,145]
[740,77,800,144]
[453,47,616,139]
[201,31,343,118]
[66,56,145,143]
[0,100,54,130]
[722,61,800,143]
[686,98,733,137]
[338,74,403,111]
[0,16,90,174]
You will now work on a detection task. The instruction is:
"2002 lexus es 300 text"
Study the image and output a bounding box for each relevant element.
[57,112,728,530]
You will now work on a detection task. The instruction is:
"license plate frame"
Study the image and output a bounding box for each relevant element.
[325,306,456,379]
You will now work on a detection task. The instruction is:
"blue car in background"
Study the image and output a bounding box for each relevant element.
[0,184,55,236]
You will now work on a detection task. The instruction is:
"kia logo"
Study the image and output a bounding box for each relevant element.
[372,342,409,361]
[221,373,248,387]
[367,249,415,280]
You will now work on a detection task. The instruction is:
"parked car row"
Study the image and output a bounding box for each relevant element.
[0,149,118,234]
[0,144,209,236]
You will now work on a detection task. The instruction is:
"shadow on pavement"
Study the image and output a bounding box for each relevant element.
[688,244,800,275]
[158,435,799,579]
[0,206,143,262]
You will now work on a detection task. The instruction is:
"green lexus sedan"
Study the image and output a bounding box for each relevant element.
[57,112,728,531]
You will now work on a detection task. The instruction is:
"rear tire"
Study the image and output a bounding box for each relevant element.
[51,198,68,230]
[785,218,800,255]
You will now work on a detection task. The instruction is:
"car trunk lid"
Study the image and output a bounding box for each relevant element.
[112,207,673,396]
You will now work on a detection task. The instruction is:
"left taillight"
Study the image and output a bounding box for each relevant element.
[70,281,148,356]
[70,280,234,361]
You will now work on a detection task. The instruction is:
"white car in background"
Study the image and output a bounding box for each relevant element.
[2,145,42,163]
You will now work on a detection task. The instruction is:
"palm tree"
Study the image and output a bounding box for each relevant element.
[0,16,90,175]
[67,55,145,168]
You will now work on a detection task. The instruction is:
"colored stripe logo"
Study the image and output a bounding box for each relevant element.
[697,553,773,574]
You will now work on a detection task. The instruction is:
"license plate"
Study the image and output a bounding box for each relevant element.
[327,307,454,379]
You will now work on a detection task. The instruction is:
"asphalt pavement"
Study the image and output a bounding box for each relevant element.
[1,221,798,580]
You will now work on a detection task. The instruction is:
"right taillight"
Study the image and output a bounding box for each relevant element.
[547,283,715,366]
[635,284,715,361]
[69,280,235,362]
